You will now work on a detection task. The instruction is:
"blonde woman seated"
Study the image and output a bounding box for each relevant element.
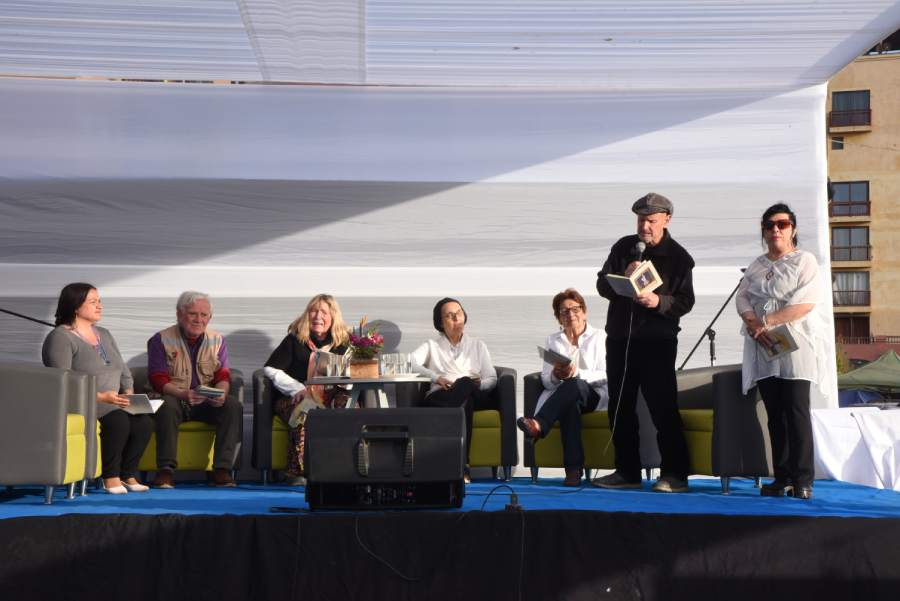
[411,297,497,481]
[517,289,608,487]
[263,294,350,486]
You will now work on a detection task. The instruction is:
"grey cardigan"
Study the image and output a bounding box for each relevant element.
[42,325,133,417]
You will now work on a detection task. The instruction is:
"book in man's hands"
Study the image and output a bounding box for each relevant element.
[760,325,799,361]
[605,260,663,298]
[537,346,572,366]
[122,394,164,415]
[195,385,226,399]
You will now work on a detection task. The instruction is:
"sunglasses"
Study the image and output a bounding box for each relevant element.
[762,219,793,231]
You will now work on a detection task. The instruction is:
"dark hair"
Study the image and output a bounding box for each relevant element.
[432,297,467,333]
[552,288,587,319]
[54,282,96,326]
[761,203,799,246]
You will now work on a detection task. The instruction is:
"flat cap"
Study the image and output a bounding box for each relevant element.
[632,192,673,215]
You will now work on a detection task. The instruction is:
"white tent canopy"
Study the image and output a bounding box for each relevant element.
[3,1,899,410]
[0,1,898,87]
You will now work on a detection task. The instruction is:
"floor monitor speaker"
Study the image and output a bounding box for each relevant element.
[304,407,465,510]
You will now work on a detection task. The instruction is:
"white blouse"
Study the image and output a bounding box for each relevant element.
[735,249,830,395]
[536,323,609,415]
[411,333,497,395]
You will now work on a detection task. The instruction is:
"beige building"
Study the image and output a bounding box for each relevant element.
[827,44,900,359]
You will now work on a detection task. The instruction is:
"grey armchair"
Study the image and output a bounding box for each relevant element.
[0,363,94,504]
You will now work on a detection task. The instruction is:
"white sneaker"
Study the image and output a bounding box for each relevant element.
[106,485,128,495]
[123,482,149,492]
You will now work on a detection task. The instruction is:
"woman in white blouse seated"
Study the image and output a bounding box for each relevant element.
[737,203,826,500]
[411,297,497,481]
[517,289,608,487]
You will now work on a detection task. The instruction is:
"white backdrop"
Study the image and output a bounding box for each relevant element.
[0,77,838,408]
[6,0,899,421]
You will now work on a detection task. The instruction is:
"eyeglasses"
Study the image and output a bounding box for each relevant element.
[762,219,793,231]
[559,306,583,316]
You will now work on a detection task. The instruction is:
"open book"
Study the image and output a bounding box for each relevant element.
[122,394,164,415]
[195,385,226,399]
[605,260,663,297]
[760,325,799,361]
[537,346,572,366]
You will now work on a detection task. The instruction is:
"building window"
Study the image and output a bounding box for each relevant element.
[831,136,844,150]
[833,272,870,306]
[830,90,871,127]
[834,314,870,343]
[830,181,870,216]
[831,226,870,261]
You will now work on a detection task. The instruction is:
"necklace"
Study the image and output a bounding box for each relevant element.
[69,324,111,365]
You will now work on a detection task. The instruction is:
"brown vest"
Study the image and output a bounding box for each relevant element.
[158,324,223,389]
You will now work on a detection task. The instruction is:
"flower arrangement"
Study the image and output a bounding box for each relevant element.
[349,316,384,360]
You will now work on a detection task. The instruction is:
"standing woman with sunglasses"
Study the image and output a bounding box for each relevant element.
[736,204,826,500]
[42,283,153,494]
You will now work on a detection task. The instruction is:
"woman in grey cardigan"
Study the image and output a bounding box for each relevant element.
[42,283,153,494]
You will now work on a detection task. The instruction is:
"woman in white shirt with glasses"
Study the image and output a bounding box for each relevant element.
[517,289,608,487]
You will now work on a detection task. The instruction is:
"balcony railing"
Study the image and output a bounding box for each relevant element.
[837,336,900,345]
[829,109,872,127]
[831,245,872,261]
[829,201,871,217]
[833,290,871,306]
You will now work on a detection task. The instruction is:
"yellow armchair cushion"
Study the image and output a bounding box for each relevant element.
[470,410,501,467]
[680,409,714,432]
[138,421,217,471]
[65,414,87,484]
[472,410,500,428]
[271,416,289,471]
[66,413,85,436]
[534,411,615,469]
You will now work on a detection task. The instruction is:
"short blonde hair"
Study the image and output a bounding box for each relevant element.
[288,294,349,347]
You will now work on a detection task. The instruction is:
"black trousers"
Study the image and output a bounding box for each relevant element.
[420,377,496,463]
[98,410,154,480]
[757,376,814,488]
[606,337,689,481]
[155,395,243,471]
[534,378,600,468]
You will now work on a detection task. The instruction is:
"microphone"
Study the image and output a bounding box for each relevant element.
[633,241,646,262]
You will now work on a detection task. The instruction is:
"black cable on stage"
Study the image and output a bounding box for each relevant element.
[0,307,54,327]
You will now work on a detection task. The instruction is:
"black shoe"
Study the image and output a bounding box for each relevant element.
[790,485,813,500]
[590,472,642,490]
[652,475,689,493]
[760,479,793,497]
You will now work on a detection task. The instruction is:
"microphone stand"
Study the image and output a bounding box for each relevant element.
[678,272,744,371]
[0,307,54,328]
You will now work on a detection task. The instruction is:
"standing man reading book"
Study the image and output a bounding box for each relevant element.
[593,193,695,493]
[147,291,242,488]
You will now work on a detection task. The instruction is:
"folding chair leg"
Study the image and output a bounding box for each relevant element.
[44,486,54,505]
[503,466,513,481]
[720,476,730,495]
[491,467,499,480]
[66,482,76,499]
[530,466,539,483]
[79,479,88,496]
[261,469,269,486]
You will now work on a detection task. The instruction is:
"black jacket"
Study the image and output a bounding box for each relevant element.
[596,230,695,340]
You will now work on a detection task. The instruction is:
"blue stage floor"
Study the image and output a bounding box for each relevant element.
[2,477,899,520]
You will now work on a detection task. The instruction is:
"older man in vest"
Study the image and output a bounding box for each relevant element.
[147,291,242,488]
